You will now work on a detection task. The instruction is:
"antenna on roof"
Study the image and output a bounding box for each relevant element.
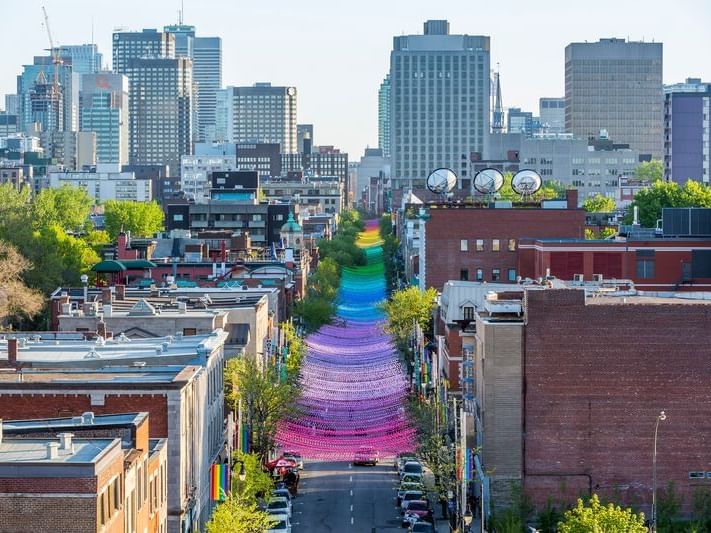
[179,0,184,24]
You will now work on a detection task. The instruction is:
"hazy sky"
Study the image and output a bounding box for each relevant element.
[3,0,710,157]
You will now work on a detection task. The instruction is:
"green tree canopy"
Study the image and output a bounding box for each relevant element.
[205,496,276,533]
[557,495,646,533]
[232,452,274,503]
[380,286,438,346]
[624,179,711,227]
[583,194,617,213]
[635,160,663,182]
[103,200,164,239]
[32,185,92,232]
[0,241,44,327]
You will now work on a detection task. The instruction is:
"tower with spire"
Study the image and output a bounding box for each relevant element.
[492,65,504,134]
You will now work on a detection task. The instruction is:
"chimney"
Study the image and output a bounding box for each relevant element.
[57,432,74,452]
[97,321,107,339]
[46,442,59,460]
[115,284,126,300]
[101,288,113,305]
[103,304,112,318]
[566,189,578,209]
[7,338,17,367]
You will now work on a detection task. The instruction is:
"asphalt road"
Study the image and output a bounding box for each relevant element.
[292,459,408,532]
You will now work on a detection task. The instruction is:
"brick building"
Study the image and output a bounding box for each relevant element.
[0,412,168,533]
[411,191,585,291]
[468,285,711,517]
[0,332,228,532]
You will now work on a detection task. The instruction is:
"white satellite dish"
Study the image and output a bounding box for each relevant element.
[511,169,542,196]
[426,168,457,195]
[473,168,505,195]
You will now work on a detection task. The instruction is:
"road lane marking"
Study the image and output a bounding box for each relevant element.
[349,475,352,482]
[351,517,354,525]
[350,489,353,496]
[350,504,353,512]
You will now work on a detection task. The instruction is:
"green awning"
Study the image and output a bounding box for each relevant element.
[176,280,198,288]
[120,259,157,269]
[91,260,127,273]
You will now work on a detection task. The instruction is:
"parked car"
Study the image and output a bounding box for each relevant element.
[353,446,379,466]
[401,500,434,527]
[400,461,424,479]
[409,519,436,532]
[283,451,303,470]
[266,497,292,518]
[271,488,292,502]
[265,513,291,533]
[397,482,425,505]
[395,453,418,470]
[400,490,426,511]
[400,473,424,485]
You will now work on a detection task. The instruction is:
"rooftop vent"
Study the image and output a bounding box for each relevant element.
[46,442,59,460]
[81,412,95,425]
[132,361,146,367]
[84,348,101,359]
[57,432,74,453]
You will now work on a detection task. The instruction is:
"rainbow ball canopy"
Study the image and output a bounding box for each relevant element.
[276,219,415,459]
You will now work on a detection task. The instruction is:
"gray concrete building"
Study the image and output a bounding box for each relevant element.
[378,74,391,158]
[390,20,490,188]
[565,38,663,159]
[539,97,565,134]
[215,84,297,153]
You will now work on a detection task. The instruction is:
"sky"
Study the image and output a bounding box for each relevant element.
[2,0,710,157]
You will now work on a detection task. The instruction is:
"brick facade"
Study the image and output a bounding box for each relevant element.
[522,289,711,514]
[422,205,585,291]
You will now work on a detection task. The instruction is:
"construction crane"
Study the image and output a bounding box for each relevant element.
[41,5,61,95]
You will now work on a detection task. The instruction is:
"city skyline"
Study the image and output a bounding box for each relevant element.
[2,0,710,157]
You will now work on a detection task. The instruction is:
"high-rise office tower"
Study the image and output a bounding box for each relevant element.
[539,97,565,134]
[80,72,129,164]
[378,74,391,158]
[4,94,19,115]
[664,78,711,184]
[389,20,490,188]
[565,38,663,159]
[58,44,103,74]
[215,83,297,153]
[113,29,192,174]
[165,25,222,143]
[112,29,175,73]
[123,57,192,174]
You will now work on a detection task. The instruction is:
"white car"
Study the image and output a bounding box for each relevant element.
[266,497,292,518]
[265,513,291,533]
[283,451,304,470]
[400,461,424,479]
[400,490,426,511]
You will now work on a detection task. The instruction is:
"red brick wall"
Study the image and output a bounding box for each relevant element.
[424,208,585,291]
[0,393,169,438]
[0,495,97,532]
[523,289,711,514]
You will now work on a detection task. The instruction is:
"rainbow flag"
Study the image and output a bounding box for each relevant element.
[210,463,230,501]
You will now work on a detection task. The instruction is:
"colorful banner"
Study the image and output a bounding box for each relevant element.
[210,463,230,501]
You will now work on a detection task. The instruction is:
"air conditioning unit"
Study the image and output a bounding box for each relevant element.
[593,274,604,283]
[573,274,584,283]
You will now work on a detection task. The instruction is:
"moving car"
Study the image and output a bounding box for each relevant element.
[266,497,292,518]
[401,500,434,527]
[265,513,292,533]
[353,446,379,466]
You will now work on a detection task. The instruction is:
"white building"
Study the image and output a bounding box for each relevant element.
[48,163,151,203]
[180,144,237,202]
[355,147,391,199]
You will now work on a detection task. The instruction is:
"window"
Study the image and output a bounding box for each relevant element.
[460,239,468,252]
[508,239,516,251]
[492,269,501,281]
[492,239,500,251]
[689,472,706,479]
[463,306,475,320]
[508,269,517,281]
[636,259,655,278]
[476,239,484,251]
[173,214,183,222]
[459,269,469,281]
[183,328,197,336]
[476,269,483,281]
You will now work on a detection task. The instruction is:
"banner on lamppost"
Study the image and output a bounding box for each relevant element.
[210,463,230,501]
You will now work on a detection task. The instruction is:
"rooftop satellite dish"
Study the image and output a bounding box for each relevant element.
[426,168,457,195]
[511,169,542,197]
[473,168,505,195]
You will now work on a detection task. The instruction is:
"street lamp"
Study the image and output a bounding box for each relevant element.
[237,461,247,482]
[651,410,667,532]
[463,506,474,530]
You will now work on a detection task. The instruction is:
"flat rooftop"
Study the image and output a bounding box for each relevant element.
[585,295,711,305]
[3,412,147,433]
[0,366,199,386]
[0,438,119,464]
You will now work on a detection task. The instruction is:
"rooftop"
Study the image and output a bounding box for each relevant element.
[0,366,199,386]
[0,437,119,464]
[3,412,147,434]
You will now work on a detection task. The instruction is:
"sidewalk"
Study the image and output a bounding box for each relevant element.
[434,517,482,532]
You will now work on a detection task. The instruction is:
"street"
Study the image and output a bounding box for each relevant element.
[292,460,409,532]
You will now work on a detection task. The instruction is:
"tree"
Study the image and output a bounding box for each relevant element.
[635,160,663,182]
[205,496,276,533]
[224,357,298,459]
[103,200,164,239]
[557,495,646,533]
[583,194,617,213]
[293,296,335,332]
[232,452,274,503]
[32,185,92,232]
[380,286,438,346]
[0,241,44,327]
[624,179,711,227]
[281,321,306,383]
